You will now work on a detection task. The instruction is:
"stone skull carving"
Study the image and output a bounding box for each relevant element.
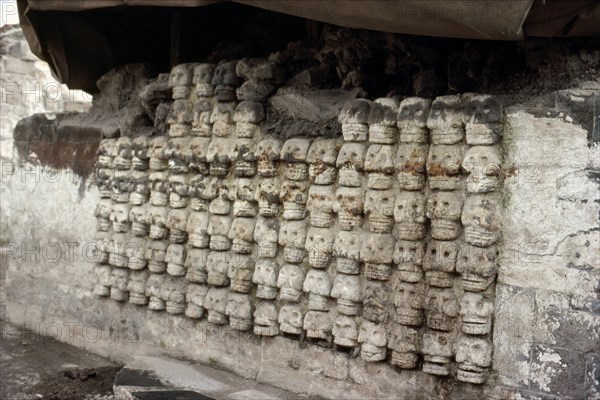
[332,315,358,348]
[363,281,391,323]
[93,231,111,265]
[231,139,257,178]
[336,143,366,188]
[364,144,395,190]
[360,233,395,281]
[110,203,131,233]
[276,263,305,303]
[205,287,229,324]
[333,186,364,231]
[185,247,209,284]
[228,254,255,293]
[331,274,361,315]
[393,281,425,327]
[303,269,331,311]
[423,240,459,288]
[169,63,194,99]
[167,99,194,137]
[397,97,432,143]
[94,265,112,297]
[278,304,304,335]
[279,220,307,263]
[145,239,168,273]
[305,227,335,268]
[210,102,236,138]
[426,191,463,240]
[253,259,279,299]
[167,208,189,244]
[129,171,150,206]
[149,136,169,171]
[110,268,129,302]
[462,195,501,248]
[455,335,493,384]
[108,233,129,268]
[185,283,208,319]
[394,191,427,240]
[206,250,231,287]
[226,292,253,331]
[186,211,209,249]
[281,138,311,181]
[208,215,232,251]
[364,189,396,233]
[188,137,211,175]
[333,231,361,274]
[462,146,502,193]
[425,287,459,331]
[127,270,149,306]
[207,138,231,176]
[145,273,166,311]
[456,244,497,292]
[191,100,213,137]
[303,310,333,341]
[165,243,186,277]
[393,240,425,284]
[161,277,187,315]
[338,99,372,142]
[254,217,279,258]
[463,94,503,145]
[113,136,133,170]
[427,95,464,145]
[358,320,387,362]
[307,185,336,228]
[193,63,216,98]
[255,178,281,218]
[127,236,148,271]
[307,139,341,185]
[388,324,421,369]
[368,98,399,144]
[149,171,169,207]
[229,217,255,254]
[280,180,308,221]
[460,292,494,335]
[111,169,133,204]
[253,301,279,336]
[422,331,454,376]
[426,144,464,191]
[395,143,429,191]
[256,138,282,177]
[97,138,116,169]
[211,60,242,102]
[131,136,151,171]
[94,198,112,232]
[234,100,264,138]
[232,178,258,217]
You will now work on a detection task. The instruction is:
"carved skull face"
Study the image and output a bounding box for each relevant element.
[276,264,305,303]
[393,191,427,240]
[455,335,493,384]
[364,144,395,189]
[253,301,279,336]
[211,60,242,102]
[336,143,366,187]
[161,277,186,313]
[364,189,395,233]
[423,240,459,288]
[333,187,364,231]
[206,250,231,287]
[425,288,459,331]
[193,63,216,97]
[368,98,398,144]
[456,245,497,292]
[426,192,464,240]
[426,144,464,191]
[149,136,169,171]
[305,227,335,268]
[393,281,425,326]
[166,209,189,243]
[338,99,372,142]
[167,100,193,137]
[110,203,131,233]
[398,97,432,143]
[146,205,169,240]
[145,239,168,273]
[191,100,212,137]
[165,243,186,277]
[186,211,209,248]
[127,236,148,270]
[388,324,421,369]
[363,281,390,323]
[145,273,166,310]
[97,139,116,169]
[460,292,494,335]
[94,265,112,297]
[231,139,257,177]
[253,259,279,299]
[111,170,133,203]
[93,231,111,265]
[256,138,282,177]
[95,198,112,231]
[185,248,209,284]
[461,196,500,248]
[228,254,255,293]
[168,175,189,209]
[185,283,208,319]
[210,102,236,137]
[129,171,150,206]
[463,95,502,145]
[307,185,336,228]
[131,136,151,170]
[149,171,169,206]
[228,218,255,254]
[256,178,280,218]
[358,320,387,362]
[208,215,232,251]
[332,315,358,347]
[278,304,304,335]
[422,331,454,376]
[303,269,331,311]
[331,274,361,315]
[127,270,149,305]
[113,136,133,170]
[234,101,264,138]
[281,138,311,181]
[303,310,333,341]
[254,217,279,258]
[333,231,361,274]
[427,95,464,144]
[205,287,229,324]
[232,178,257,217]
[393,241,425,283]
[462,146,502,193]
[96,168,114,199]
[206,138,230,176]
[226,292,253,331]
[279,220,307,263]
[307,139,341,185]
[280,180,308,221]
[189,137,211,174]
[110,268,129,302]
[169,64,194,99]
[360,233,395,281]
[395,143,429,191]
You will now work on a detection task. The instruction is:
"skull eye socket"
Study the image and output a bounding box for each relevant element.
[439,336,447,345]
[442,202,449,207]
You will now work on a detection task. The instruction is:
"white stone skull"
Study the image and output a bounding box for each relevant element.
[461,196,500,248]
[395,143,429,191]
[364,144,395,190]
[422,331,454,376]
[186,211,209,249]
[256,138,282,177]
[126,236,148,270]
[228,254,255,293]
[253,301,279,336]
[426,191,464,240]
[397,97,432,143]
[305,227,335,268]
[185,283,208,319]
[456,244,497,292]
[393,240,425,283]
[460,292,494,335]
[462,146,502,193]
[255,178,281,218]
[145,273,166,311]
[226,292,253,331]
[455,335,493,384]
[253,259,279,299]
[127,270,149,306]
[97,138,116,169]
[108,233,129,268]
[358,320,387,362]
[110,268,129,302]
[229,217,255,254]
[368,98,399,144]
[303,310,333,341]
[362,281,391,323]
[145,239,168,273]
[425,287,459,331]
[93,265,112,297]
[360,233,395,281]
[113,136,133,170]
[206,250,231,287]
[207,138,231,176]
[162,278,187,314]
[303,269,331,311]
[394,191,427,240]
[189,137,211,175]
[307,139,341,185]
[281,138,311,181]
[169,63,194,99]
[423,240,459,288]
[191,100,213,137]
[205,287,229,324]
[95,198,112,232]
[208,215,232,251]
[307,185,336,228]
[333,187,364,231]
[254,217,279,258]
[463,94,503,145]
[231,139,257,178]
[276,263,305,303]
[193,63,216,98]
[165,243,186,277]
[338,99,372,142]
[364,189,395,233]
[93,231,111,265]
[333,231,361,274]
[280,180,308,221]
[166,208,189,244]
[388,324,421,369]
[149,136,169,171]
[234,100,264,138]
[129,171,150,206]
[232,178,258,218]
[332,315,358,348]
[427,95,464,145]
[185,247,209,284]
[393,281,425,327]
[131,136,151,170]
[167,100,193,137]
[426,144,464,191]
[278,304,304,335]
[331,274,361,315]
[110,203,131,233]
[336,143,366,187]
[279,220,307,263]
[210,102,236,137]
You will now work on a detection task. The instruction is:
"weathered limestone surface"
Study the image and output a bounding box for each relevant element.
[3,56,599,399]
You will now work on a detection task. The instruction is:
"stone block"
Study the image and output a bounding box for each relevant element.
[530,344,586,399]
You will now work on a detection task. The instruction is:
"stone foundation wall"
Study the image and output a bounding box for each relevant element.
[3,32,599,399]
